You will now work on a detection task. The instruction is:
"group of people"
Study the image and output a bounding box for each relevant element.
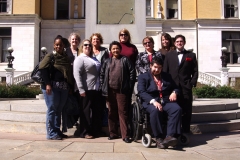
[39,28,198,148]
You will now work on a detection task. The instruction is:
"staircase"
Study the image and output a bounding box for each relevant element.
[0,99,240,135]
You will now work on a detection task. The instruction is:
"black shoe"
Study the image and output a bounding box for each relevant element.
[108,135,119,140]
[50,135,62,140]
[156,138,165,149]
[123,137,132,143]
[60,133,68,138]
[162,136,177,148]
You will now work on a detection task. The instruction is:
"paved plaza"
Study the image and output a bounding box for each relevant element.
[0,130,239,160]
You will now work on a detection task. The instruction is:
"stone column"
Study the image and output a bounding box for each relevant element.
[5,68,15,85]
[219,67,230,86]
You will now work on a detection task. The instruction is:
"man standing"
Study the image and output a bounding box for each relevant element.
[163,35,198,134]
[138,57,182,149]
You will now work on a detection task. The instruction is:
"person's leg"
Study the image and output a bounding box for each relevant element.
[163,102,182,136]
[92,91,105,137]
[42,88,58,139]
[53,88,69,136]
[116,92,129,140]
[79,90,93,137]
[145,105,164,138]
[106,88,119,137]
[178,94,193,133]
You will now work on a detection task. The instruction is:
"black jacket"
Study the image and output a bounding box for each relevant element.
[100,56,136,96]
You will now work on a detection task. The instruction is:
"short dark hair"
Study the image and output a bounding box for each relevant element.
[150,57,163,66]
[109,41,122,51]
[174,34,186,43]
[54,35,63,43]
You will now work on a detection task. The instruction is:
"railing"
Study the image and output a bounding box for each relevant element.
[198,71,221,86]
[13,72,33,85]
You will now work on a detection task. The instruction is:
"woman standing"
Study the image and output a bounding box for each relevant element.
[100,41,136,143]
[73,39,101,139]
[40,36,73,140]
[118,28,138,67]
[136,36,162,75]
[158,33,175,61]
[90,33,109,64]
[62,33,81,132]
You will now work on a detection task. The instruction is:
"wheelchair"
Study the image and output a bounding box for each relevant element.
[130,94,190,148]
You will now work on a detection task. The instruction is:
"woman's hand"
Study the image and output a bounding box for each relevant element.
[46,85,52,95]
[80,92,86,97]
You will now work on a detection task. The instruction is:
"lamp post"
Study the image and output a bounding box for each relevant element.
[5,47,15,85]
[220,47,230,86]
[220,47,228,68]
[7,47,14,68]
[40,47,47,61]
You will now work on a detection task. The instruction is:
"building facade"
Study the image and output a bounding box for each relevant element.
[0,0,240,81]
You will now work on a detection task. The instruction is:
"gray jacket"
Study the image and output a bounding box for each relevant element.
[73,53,101,94]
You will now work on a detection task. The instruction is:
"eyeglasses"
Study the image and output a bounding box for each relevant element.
[83,44,92,47]
[143,42,151,45]
[120,34,128,37]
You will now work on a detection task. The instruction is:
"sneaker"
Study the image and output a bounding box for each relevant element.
[50,135,62,140]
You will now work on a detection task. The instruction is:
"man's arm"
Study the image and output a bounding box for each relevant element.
[190,53,198,87]
[137,74,155,103]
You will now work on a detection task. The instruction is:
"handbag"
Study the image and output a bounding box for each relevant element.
[31,53,54,84]
[31,63,44,84]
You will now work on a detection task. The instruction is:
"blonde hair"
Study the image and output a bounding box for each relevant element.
[79,39,93,57]
[68,32,81,44]
[118,28,132,43]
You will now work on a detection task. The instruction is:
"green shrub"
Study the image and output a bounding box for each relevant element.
[193,85,240,98]
[0,84,41,98]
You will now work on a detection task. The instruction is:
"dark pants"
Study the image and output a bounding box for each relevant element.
[78,90,104,137]
[107,88,129,139]
[178,93,193,133]
[145,102,182,138]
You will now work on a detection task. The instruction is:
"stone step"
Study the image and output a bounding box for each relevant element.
[191,108,240,123]
[0,111,45,123]
[0,100,46,113]
[190,119,240,134]
[192,102,239,113]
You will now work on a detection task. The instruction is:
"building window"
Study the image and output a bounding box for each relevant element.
[57,0,69,19]
[222,31,240,64]
[224,0,238,18]
[0,0,7,12]
[167,0,178,19]
[146,0,151,17]
[0,27,11,63]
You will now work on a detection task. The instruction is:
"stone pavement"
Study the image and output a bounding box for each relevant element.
[0,130,239,160]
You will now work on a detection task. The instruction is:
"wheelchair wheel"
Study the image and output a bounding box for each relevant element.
[142,134,152,148]
[178,133,190,146]
[131,102,142,141]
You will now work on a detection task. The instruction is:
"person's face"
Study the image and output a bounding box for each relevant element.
[143,38,154,51]
[91,35,101,46]
[162,36,170,48]
[54,39,64,53]
[70,35,80,47]
[82,41,92,55]
[174,37,185,50]
[111,45,121,58]
[119,32,129,43]
[150,63,162,76]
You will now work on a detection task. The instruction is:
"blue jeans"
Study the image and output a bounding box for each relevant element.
[42,88,68,139]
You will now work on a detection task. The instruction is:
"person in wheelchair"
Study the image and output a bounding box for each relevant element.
[137,57,182,149]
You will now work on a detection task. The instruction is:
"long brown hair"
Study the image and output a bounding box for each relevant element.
[161,33,174,51]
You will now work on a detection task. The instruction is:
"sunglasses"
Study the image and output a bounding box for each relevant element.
[143,42,151,45]
[120,34,128,37]
[83,44,92,47]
